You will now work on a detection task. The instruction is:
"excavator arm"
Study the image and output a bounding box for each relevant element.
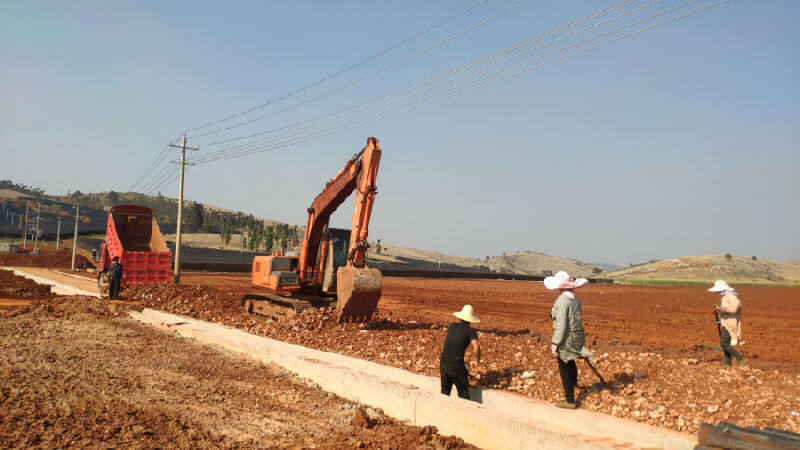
[297,137,382,322]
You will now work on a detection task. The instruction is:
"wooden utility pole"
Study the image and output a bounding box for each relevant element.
[56,218,61,251]
[33,203,41,253]
[71,201,79,270]
[22,203,28,249]
[169,132,198,283]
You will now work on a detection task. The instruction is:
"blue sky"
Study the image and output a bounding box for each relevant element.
[1,0,798,265]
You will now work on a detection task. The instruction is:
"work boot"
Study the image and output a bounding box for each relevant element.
[555,400,576,409]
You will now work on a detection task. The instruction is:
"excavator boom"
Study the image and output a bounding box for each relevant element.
[295,137,382,322]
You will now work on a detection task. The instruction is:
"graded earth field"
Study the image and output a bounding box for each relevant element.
[179,273,800,367]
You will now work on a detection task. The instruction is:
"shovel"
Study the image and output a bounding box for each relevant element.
[693,307,724,353]
[582,358,608,387]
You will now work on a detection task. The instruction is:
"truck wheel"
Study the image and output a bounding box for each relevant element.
[98,271,109,298]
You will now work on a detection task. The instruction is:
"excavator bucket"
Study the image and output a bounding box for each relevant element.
[336,266,381,322]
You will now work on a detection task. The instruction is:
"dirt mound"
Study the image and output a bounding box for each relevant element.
[0,269,56,299]
[123,281,800,435]
[608,255,800,283]
[0,251,92,269]
[27,296,124,318]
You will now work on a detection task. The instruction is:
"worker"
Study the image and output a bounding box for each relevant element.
[708,280,746,366]
[439,304,481,400]
[108,256,123,300]
[545,270,592,409]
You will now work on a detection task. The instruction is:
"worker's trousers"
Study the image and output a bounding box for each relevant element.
[719,326,742,366]
[109,278,121,300]
[440,361,470,400]
[557,358,577,403]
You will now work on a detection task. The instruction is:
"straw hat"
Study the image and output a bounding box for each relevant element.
[453,304,480,323]
[708,280,732,293]
[544,270,589,290]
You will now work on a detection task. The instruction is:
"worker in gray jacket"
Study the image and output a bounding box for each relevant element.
[545,270,592,409]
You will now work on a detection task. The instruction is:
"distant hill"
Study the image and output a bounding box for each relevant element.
[485,251,600,277]
[788,259,800,266]
[368,246,600,277]
[588,262,625,272]
[607,255,800,284]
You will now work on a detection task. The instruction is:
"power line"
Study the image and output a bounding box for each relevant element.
[190,0,654,161]
[200,0,640,149]
[188,0,535,141]
[188,0,674,163]
[187,0,490,133]
[185,0,729,166]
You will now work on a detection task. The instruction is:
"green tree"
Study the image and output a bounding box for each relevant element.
[724,253,733,261]
[220,219,231,245]
[107,190,120,206]
[375,238,382,254]
[187,202,205,232]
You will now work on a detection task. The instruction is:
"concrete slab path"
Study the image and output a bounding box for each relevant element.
[2,267,100,297]
[130,308,695,450]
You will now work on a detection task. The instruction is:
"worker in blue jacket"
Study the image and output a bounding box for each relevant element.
[108,256,123,300]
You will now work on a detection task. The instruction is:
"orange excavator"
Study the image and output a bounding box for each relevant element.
[242,137,382,322]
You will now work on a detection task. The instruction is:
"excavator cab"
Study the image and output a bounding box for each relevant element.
[321,228,351,294]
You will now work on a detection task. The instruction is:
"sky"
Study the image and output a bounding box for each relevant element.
[1,0,798,265]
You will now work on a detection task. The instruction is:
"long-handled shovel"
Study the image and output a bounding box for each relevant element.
[581,358,608,388]
[694,307,725,353]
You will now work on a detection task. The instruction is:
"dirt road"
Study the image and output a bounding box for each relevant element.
[0,293,470,448]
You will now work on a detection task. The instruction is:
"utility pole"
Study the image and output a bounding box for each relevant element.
[56,218,61,251]
[33,203,41,253]
[71,201,79,271]
[169,132,198,283]
[22,203,28,249]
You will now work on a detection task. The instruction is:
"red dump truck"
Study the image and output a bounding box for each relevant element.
[97,205,172,296]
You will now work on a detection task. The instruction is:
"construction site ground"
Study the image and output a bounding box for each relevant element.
[3,268,799,445]
[0,274,471,448]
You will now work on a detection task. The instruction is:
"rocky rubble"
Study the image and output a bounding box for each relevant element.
[124,283,800,435]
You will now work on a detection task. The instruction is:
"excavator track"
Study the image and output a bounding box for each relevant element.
[241,292,334,318]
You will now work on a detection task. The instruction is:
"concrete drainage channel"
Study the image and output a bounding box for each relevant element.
[129,308,694,450]
[2,267,101,297]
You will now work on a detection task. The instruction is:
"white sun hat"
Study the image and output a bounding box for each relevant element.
[544,270,589,290]
[708,280,732,293]
[453,304,480,323]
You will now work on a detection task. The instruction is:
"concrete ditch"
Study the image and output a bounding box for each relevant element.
[2,267,100,297]
[129,308,695,449]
